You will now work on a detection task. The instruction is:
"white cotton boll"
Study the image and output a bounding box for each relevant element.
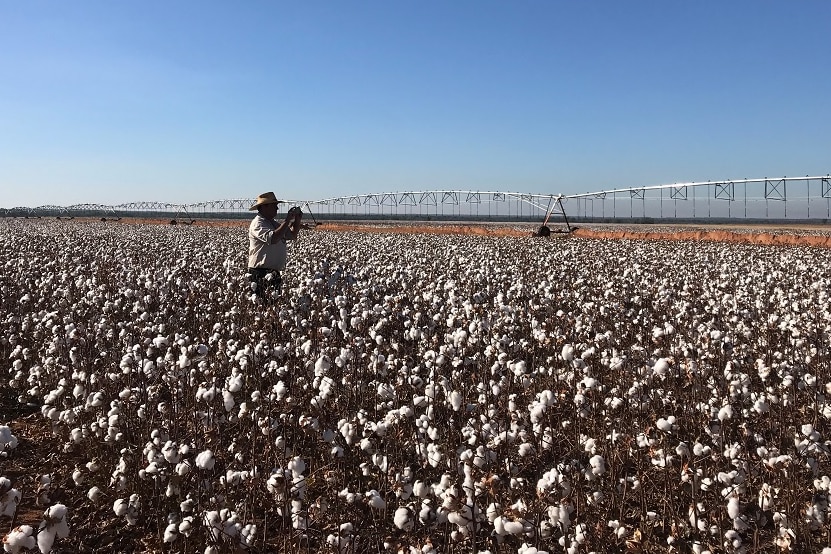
[493,515,507,536]
[693,442,711,457]
[365,490,386,510]
[580,376,598,389]
[113,498,128,516]
[589,454,606,476]
[198,386,216,403]
[176,460,192,476]
[222,390,235,412]
[530,404,547,424]
[518,442,534,457]
[178,516,194,536]
[227,374,244,393]
[394,507,413,531]
[725,528,741,549]
[656,418,673,433]
[239,523,257,548]
[177,498,194,514]
[450,391,463,411]
[727,496,741,519]
[561,344,574,362]
[195,449,215,470]
[547,503,571,530]
[510,498,528,516]
[447,507,472,528]
[717,405,733,421]
[607,397,624,410]
[1,484,22,518]
[4,524,36,553]
[377,383,395,400]
[144,461,159,476]
[38,503,69,553]
[163,522,178,543]
[503,519,525,536]
[802,423,821,441]
[204,510,222,542]
[272,381,288,401]
[315,355,331,374]
[70,428,84,443]
[72,468,85,486]
[653,358,669,377]
[573,522,588,544]
[753,395,770,414]
[292,474,307,499]
[338,489,357,504]
[288,457,306,476]
[0,426,19,452]
[636,433,652,448]
[87,486,103,504]
[758,483,776,510]
[512,360,527,376]
[162,441,180,464]
[413,481,429,498]
[372,453,389,472]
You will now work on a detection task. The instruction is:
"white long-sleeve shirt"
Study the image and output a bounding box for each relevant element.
[248,214,296,270]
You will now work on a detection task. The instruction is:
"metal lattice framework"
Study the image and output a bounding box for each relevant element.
[3,175,830,222]
[562,175,831,220]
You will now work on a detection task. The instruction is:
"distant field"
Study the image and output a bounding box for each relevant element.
[48,215,831,245]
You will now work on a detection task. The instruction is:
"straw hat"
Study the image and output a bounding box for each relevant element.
[249,192,283,210]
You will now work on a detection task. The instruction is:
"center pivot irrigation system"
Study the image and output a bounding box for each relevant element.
[276,175,831,233]
[536,194,571,237]
[5,175,830,230]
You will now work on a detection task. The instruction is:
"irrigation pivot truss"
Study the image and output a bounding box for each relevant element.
[562,175,831,222]
[2,175,830,223]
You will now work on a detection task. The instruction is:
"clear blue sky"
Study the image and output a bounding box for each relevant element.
[1,1,829,207]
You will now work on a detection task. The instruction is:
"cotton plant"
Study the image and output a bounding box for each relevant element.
[113,494,141,525]
[0,426,18,457]
[4,221,831,550]
[0,477,22,519]
[2,526,36,554]
[37,504,70,554]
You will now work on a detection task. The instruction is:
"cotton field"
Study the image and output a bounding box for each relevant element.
[2,219,831,554]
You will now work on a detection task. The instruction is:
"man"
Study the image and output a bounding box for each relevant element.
[248,192,302,301]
